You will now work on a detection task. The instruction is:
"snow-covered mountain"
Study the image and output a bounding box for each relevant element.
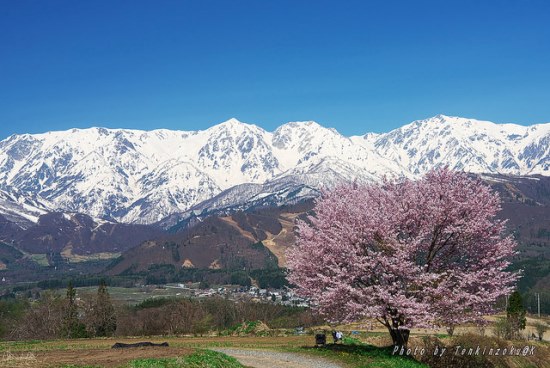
[0,115,548,225]
[352,115,550,175]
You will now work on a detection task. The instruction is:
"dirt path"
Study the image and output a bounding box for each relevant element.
[212,348,345,368]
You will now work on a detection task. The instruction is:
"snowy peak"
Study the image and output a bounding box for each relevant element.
[198,119,279,187]
[273,121,339,149]
[371,115,549,175]
[220,117,243,125]
[207,118,266,136]
[401,115,528,136]
[271,120,353,168]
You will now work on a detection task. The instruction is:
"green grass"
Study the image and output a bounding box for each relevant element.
[293,342,427,368]
[0,339,108,353]
[127,350,244,368]
[220,320,266,336]
[27,253,49,266]
[128,358,183,368]
[75,286,194,306]
[180,350,243,367]
[0,340,43,352]
[342,336,363,345]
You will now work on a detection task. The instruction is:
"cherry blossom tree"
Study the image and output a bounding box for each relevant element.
[287,168,519,346]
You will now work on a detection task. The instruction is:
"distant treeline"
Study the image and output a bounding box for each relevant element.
[135,265,288,289]
[508,258,550,315]
[5,275,141,296]
[117,296,320,337]
[0,283,321,340]
[1,267,289,299]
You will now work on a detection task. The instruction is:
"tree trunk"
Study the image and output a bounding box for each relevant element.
[446,325,455,336]
[388,326,410,347]
[381,312,411,347]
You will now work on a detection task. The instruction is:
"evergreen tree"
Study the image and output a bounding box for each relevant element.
[506,290,526,339]
[62,281,85,338]
[91,279,117,336]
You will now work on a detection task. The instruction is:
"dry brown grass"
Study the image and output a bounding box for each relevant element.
[0,351,37,368]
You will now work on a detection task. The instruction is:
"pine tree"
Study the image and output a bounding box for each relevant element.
[92,280,117,336]
[62,281,86,338]
[506,290,526,339]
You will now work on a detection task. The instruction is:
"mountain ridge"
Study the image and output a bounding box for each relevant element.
[0,115,548,225]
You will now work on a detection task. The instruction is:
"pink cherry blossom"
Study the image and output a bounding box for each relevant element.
[286,168,519,346]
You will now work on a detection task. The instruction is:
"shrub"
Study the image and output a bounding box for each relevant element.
[534,321,548,341]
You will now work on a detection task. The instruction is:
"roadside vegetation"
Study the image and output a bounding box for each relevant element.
[298,343,427,368]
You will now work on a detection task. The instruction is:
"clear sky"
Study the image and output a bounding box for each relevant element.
[1,0,549,140]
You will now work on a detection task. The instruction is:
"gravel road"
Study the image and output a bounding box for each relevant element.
[212,348,345,368]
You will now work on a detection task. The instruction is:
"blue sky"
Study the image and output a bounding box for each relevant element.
[1,0,549,140]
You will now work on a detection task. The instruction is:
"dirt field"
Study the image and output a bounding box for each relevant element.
[37,346,192,368]
[1,339,193,368]
[0,336,314,368]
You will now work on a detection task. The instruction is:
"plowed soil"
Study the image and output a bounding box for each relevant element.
[38,346,192,368]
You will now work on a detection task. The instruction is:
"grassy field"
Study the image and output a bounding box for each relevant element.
[125,350,244,368]
[26,254,50,267]
[75,286,195,305]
